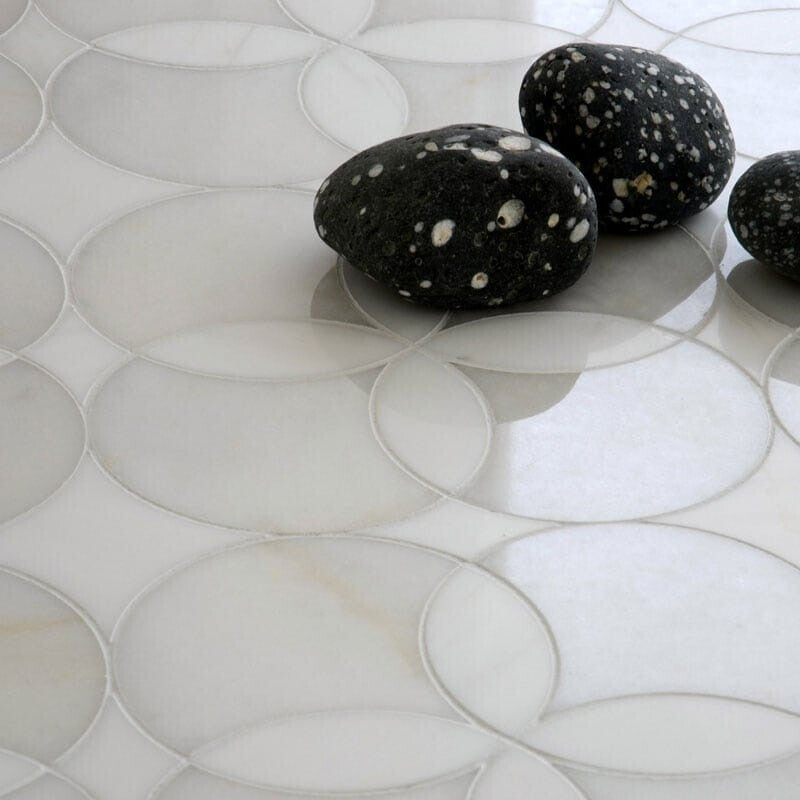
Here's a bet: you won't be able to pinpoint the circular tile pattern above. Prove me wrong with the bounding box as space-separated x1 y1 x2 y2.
51 51 349 186
0 220 63 351
0 357 85 524
0 569 105 761
113 537 550 777
0 56 42 161
89 360 435 532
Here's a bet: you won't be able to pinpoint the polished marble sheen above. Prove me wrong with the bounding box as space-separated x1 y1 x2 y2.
1 2 800 798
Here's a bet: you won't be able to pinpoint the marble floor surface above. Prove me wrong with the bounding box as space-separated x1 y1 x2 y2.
2 1 800 798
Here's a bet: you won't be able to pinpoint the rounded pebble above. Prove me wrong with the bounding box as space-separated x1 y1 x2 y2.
519 43 735 233
728 151 800 281
314 124 598 309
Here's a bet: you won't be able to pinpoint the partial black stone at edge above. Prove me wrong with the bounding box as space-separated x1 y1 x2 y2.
313 124 598 310
728 152 800 281
519 43 735 233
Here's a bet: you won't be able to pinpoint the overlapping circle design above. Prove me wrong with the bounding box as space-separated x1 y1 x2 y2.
2 0 800 797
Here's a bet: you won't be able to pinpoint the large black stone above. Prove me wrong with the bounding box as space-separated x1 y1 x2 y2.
313 124 598 309
519 43 735 233
728 152 800 281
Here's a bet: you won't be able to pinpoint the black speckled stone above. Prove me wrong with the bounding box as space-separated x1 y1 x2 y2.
313 124 598 309
728 152 800 281
519 43 735 233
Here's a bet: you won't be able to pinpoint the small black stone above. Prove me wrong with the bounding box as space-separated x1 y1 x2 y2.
518 43 735 233
313 124 598 309
728 152 800 281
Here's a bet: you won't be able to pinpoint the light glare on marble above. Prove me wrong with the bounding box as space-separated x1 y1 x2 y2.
483 524 800 713
463 342 769 520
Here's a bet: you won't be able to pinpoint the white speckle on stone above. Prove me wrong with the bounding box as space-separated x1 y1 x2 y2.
623 88 634 101
542 289 551 296
646 64 659 76
444 142 468 150
738 224 749 240
586 116 600 129
359 206 367 215
471 148 502 163
498 135 531 151
604 53 617 60
351 174 361 185
651 112 662 124
368 164 383 178
424 141 438 151
580 193 587 205
674 75 686 85
641 213 657 222
487 221 496 232
571 51 586 62
574 184 581 197
583 87 596 103
547 213 560 228
569 219 590 244
409 245 416 253
431 219 455 246
420 279 432 288
566 217 576 229
679 99 689 110
500 168 509 179
543 262 552 271
471 272 489 289
414 222 424 232
612 178 629 197
497 199 525 229
610 198 624 213
445 133 471 143
399 290 410 297
416 151 427 159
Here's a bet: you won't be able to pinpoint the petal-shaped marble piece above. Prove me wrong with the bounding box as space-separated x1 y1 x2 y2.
0 220 63 350
767 336 800 445
0 55 42 161
528 694 800 774
0 570 105 761
0 358 84 524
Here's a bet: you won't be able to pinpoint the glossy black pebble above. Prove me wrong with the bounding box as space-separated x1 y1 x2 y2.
313 124 598 309
519 43 735 233
728 151 800 281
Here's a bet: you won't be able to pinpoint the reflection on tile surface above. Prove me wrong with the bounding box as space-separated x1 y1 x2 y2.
3 1 800 796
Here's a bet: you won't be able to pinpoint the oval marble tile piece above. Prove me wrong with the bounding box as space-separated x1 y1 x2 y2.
90 360 434 532
0 0 26 34
0 56 42 161
461 341 769 520
0 220 63 350
195 711 494 793
528 694 800 774
51 51 349 186
372 352 490 492
0 358 84 523
156 764 476 800
482 524 800 714
71 190 343 354
625 0 800 32
113 537 524 757
36 0 299 41
354 20 572 64
95 22 323 66
0 569 105 761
